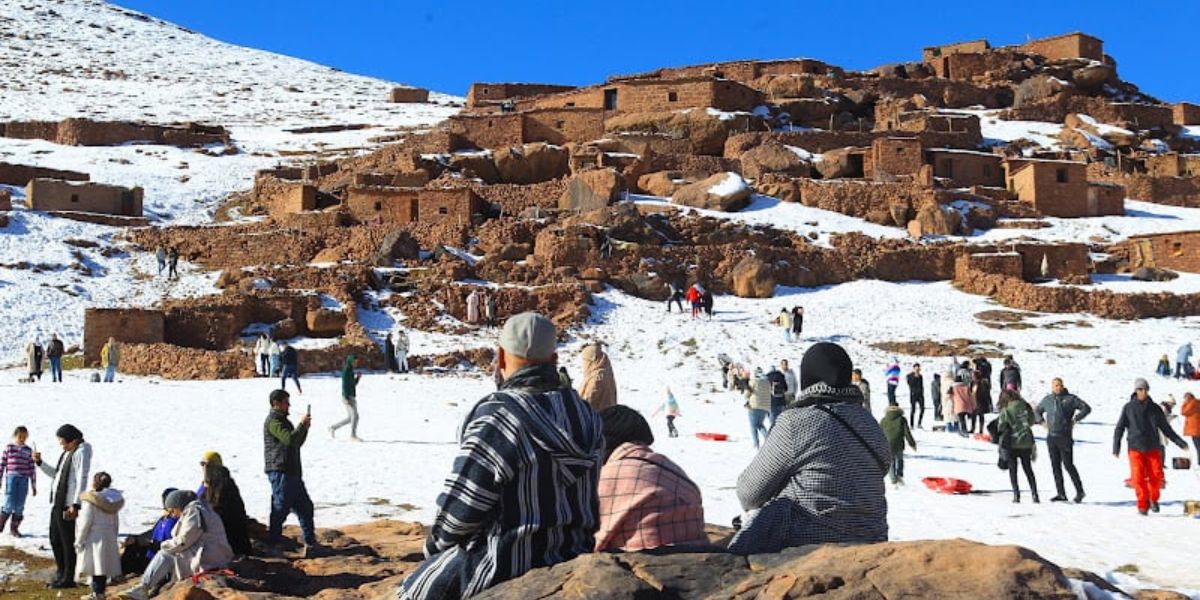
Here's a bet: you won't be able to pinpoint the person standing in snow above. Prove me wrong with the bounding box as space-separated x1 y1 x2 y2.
779 359 798 406
1176 342 1194 379
666 281 684 313
483 292 496 328
75 471 123 600
255 333 271 377
940 370 956 429
34 424 92 589
1114 378 1188 515
268 338 282 377
155 246 167 276
950 373 976 436
791 306 804 340
580 341 618 412
1035 378 1090 503
330 354 362 441
1183 392 1200 463
852 368 871 413
25 338 44 382
384 333 398 373
997 390 1039 503
652 387 682 438
1000 356 1022 392
397 312 603 600
884 358 900 407
685 284 702 319
47 333 65 383
776 308 793 343
100 337 119 383
263 389 315 551
701 288 714 320
465 289 481 325
278 343 301 394
930 372 943 422
0 426 37 537
971 357 993 434
167 248 179 280
906 364 925 429
765 365 788 426
744 369 773 449
394 328 410 374
879 405 916 486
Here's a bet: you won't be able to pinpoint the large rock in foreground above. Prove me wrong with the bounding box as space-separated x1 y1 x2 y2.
672 172 752 212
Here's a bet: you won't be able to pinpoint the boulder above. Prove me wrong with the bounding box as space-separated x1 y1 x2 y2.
449 153 500 183
1064 113 1138 148
1132 267 1179 282
605 109 760 156
533 226 598 268
888 203 912 227
612 272 668 301
738 139 810 180
271 318 299 339
371 229 420 266
729 256 775 298
495 143 570 184
490 243 533 262
1013 74 1074 109
1072 63 1116 91
671 172 752 212
815 147 864 179
907 204 962 237
754 178 801 203
637 170 689 197
305 307 347 338
559 168 622 211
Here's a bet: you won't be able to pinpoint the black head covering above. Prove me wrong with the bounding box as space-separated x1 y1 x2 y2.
55 424 83 443
598 405 654 460
799 342 854 389
161 487 178 506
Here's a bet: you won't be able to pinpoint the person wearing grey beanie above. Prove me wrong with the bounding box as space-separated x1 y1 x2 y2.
123 488 233 600
1114 377 1188 515
164 490 196 511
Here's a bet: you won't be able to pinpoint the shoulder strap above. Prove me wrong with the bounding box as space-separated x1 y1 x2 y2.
815 404 888 474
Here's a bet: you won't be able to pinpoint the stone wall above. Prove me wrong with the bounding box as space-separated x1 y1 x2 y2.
1086 163 1200 207
1021 32 1104 62
0 119 229 147
1114 231 1200 273
927 149 1003 187
447 114 524 150
1174 102 1200 126
27 179 143 216
797 179 934 225
389 87 429 103
0 162 89 186
83 308 165 365
1005 97 1173 130
466 83 577 108
521 108 605 146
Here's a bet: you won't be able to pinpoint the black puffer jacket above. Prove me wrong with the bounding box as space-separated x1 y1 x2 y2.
1114 395 1185 454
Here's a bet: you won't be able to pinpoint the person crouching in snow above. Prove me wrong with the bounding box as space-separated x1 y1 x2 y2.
594 405 706 552
122 490 233 600
879 405 916 486
76 472 123 600
652 387 682 438
1156 354 1171 377
1113 378 1188 515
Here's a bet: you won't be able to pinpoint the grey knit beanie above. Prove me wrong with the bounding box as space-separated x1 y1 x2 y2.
165 489 197 510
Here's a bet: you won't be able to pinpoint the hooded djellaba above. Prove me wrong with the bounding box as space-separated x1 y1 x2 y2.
579 341 618 412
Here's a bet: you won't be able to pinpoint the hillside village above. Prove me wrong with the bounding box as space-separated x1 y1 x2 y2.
6 3 1200 598
7 30 1200 378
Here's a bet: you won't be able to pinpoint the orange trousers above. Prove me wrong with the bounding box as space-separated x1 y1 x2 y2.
1129 449 1164 512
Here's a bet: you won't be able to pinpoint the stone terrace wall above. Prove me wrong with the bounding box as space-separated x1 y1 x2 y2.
0 162 89 186
0 119 229 147
83 308 164 365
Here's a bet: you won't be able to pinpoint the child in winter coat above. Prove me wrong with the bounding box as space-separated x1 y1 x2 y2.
0 426 36 536
652 387 682 438
267 340 281 377
76 472 124 600
879 405 917 485
1156 354 1171 377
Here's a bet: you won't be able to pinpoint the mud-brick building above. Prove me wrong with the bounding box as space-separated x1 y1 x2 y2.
1144 153 1200 178
922 39 990 63
1120 231 1200 273
1021 32 1104 62
467 83 578 109
345 186 419 224
83 308 164 365
418 188 488 225
527 77 761 114
926 148 1004 187
866 137 924 180
1004 159 1124 218
1174 103 1200 126
26 178 143 216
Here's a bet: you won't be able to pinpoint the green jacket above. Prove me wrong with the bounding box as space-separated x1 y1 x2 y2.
879 406 916 454
341 355 359 399
264 410 308 475
998 400 1037 450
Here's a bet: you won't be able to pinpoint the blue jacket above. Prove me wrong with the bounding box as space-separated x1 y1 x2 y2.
148 515 179 559
1178 343 1193 364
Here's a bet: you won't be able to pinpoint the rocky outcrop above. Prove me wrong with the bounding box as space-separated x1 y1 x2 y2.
605 110 761 156
495 142 570 184
86 521 1096 600
729 255 776 298
560 168 622 211
738 139 810 180
907 204 963 237
638 170 691 197
672 172 752 212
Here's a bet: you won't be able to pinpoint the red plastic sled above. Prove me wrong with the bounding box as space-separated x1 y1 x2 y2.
922 477 974 495
695 432 729 441
973 433 992 443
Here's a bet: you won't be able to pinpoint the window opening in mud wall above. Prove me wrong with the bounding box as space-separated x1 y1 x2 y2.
1056 168 1068 183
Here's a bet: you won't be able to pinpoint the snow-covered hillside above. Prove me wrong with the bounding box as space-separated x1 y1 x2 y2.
0 0 460 361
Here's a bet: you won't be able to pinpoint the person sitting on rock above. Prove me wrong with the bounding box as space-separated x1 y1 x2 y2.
119 488 179 576
122 490 233 600
594 405 705 553
197 452 252 558
398 312 603 600
728 342 890 555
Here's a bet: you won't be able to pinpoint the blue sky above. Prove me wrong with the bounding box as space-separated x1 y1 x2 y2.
119 1 1198 102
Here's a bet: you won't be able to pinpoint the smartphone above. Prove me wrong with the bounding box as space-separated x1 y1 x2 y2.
306 404 311 416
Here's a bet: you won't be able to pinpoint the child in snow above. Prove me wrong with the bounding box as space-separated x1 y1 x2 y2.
879 405 917 485
76 472 124 600
1156 354 1171 377
267 339 281 377
884 359 901 406
0 426 36 536
652 387 682 438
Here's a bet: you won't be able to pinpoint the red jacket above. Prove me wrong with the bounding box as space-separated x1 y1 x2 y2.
594 442 706 552
1181 396 1200 437
685 286 701 304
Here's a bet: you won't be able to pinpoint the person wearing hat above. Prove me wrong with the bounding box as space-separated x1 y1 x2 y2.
122 490 234 600
1034 378 1091 503
579 341 617 412
263 389 315 552
1113 378 1188 515
119 488 179 575
743 367 773 448
399 312 603 600
198 452 252 557
593 405 705 552
330 354 362 441
33 424 92 589
728 342 890 555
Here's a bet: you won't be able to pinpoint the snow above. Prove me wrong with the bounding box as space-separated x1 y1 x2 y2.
0 0 461 362
706 172 749 197
947 109 1064 149
5 281 1200 594
1076 114 1135 138
1040 272 1200 294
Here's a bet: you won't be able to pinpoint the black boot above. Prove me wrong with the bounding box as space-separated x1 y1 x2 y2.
1012 492 1020 503
1031 491 1040 504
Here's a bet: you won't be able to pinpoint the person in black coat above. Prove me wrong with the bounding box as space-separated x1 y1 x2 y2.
279 343 302 394
906 364 925 429
202 462 253 556
1114 378 1188 515
384 334 399 373
765 367 788 426
999 356 1022 392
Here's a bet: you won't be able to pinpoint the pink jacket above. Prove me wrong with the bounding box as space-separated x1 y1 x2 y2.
951 383 976 415
595 442 706 552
